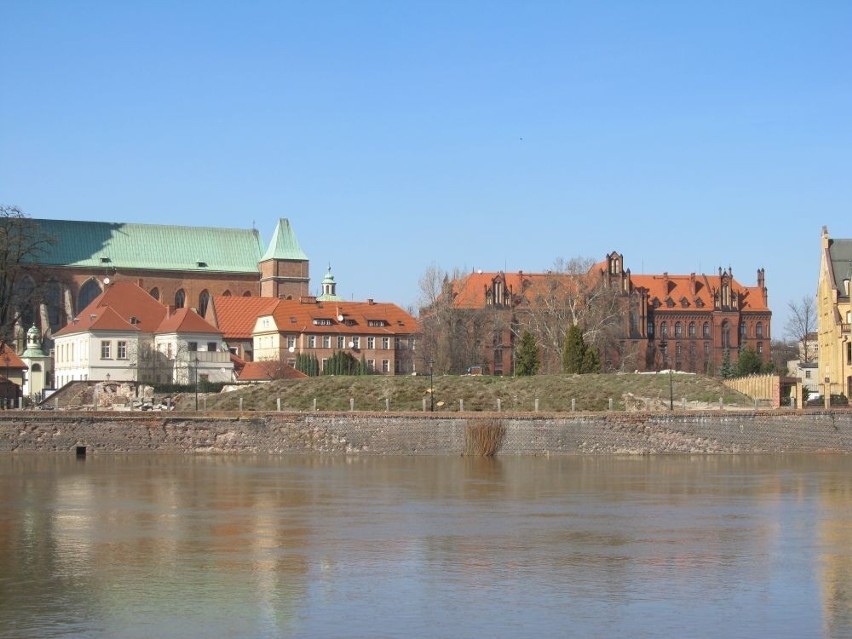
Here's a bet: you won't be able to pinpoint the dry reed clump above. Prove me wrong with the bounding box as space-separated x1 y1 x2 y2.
464 418 507 457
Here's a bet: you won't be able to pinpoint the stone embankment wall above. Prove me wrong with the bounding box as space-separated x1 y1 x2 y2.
2 410 852 454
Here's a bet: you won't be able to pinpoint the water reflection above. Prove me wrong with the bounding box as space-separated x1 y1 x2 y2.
0 455 850 638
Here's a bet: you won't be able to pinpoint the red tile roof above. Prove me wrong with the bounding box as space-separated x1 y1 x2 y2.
209 296 279 339
447 266 769 313
268 299 416 335
629 273 769 312
157 307 221 334
236 360 308 381
55 281 221 337
0 343 27 372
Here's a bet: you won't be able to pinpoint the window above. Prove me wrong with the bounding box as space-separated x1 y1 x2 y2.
704 342 710 356
805 370 811 379
352 336 360 349
703 322 711 338
757 342 763 354
100 341 111 359
367 337 375 349
323 336 331 348
78 279 102 313
367 320 387 327
688 322 696 338
382 337 390 350
367 359 375 371
308 336 316 348
660 322 668 338
287 336 296 349
675 322 682 338
199 290 210 317
188 341 198 351
740 323 747 338
175 289 186 308
117 341 127 359
756 322 764 338
722 321 730 348
207 342 217 352
313 318 332 326
337 336 345 349
382 359 390 373
676 343 682 358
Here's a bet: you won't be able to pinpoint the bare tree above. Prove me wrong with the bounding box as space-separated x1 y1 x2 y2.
0 206 56 347
784 296 816 362
417 264 488 374
518 258 624 372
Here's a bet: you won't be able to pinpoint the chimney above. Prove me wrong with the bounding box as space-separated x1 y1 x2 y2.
757 268 765 290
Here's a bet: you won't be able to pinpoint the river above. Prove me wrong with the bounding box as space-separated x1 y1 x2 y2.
0 454 850 638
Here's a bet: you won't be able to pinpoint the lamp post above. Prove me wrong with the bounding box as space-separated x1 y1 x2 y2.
428 358 434 412
194 356 199 411
3 354 9 410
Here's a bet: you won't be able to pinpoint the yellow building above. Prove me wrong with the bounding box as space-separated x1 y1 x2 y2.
817 226 852 401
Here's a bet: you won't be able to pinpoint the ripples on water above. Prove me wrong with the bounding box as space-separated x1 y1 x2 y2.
0 454 850 638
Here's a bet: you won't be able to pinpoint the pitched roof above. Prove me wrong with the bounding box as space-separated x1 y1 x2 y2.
236 361 308 381
266 299 417 335
28 219 264 273
260 218 308 262
447 266 770 313
55 281 167 336
209 296 279 340
54 281 220 337
630 272 769 312
157 307 221 335
0 343 28 372
825 234 852 294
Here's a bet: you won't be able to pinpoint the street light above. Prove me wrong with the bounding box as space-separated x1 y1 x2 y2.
194 356 199 411
3 354 9 410
428 358 434 412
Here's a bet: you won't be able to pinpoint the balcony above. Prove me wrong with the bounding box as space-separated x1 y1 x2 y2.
177 351 232 364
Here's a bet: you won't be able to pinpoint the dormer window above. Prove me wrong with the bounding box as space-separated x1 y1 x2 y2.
367 319 387 327
313 318 333 326
197 261 208 268
100 256 111 264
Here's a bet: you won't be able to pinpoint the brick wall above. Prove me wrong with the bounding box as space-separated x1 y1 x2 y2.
2 411 851 454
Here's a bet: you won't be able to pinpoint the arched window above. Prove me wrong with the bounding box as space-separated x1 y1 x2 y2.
175 289 186 308
688 322 696 338
703 322 711 338
756 322 764 338
660 322 668 338
242 291 252 297
722 321 730 348
45 281 66 332
32 363 42 372
222 290 232 297
198 290 210 316
14 275 36 327
149 287 160 301
77 279 102 314
674 322 682 338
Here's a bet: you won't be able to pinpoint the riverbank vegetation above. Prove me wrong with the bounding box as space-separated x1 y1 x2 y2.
178 372 751 413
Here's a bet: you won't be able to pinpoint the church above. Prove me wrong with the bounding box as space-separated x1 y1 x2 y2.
12 217 309 349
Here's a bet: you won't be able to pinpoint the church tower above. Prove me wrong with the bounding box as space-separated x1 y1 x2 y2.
259 218 310 299
21 324 52 398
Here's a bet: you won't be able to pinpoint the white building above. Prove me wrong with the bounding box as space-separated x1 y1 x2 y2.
53 281 233 387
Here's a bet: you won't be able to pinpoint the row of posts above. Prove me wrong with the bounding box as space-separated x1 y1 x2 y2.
256 396 727 412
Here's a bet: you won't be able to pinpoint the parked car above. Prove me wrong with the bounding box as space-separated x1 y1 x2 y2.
806 393 848 407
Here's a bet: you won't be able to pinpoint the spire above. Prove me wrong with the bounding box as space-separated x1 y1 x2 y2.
261 218 308 262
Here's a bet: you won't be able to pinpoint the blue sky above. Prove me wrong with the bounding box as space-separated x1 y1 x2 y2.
2 1 850 332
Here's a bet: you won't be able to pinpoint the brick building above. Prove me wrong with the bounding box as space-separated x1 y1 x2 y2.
12 217 308 350
438 252 771 375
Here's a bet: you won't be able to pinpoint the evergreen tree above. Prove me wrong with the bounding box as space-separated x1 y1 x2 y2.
719 349 735 379
324 351 359 375
562 324 585 373
515 331 540 376
581 347 601 373
736 347 762 377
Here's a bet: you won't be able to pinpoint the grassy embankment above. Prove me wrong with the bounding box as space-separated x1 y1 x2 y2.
177 372 751 413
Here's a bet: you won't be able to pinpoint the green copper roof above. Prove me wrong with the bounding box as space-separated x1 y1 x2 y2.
28 219 265 273
261 218 308 262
